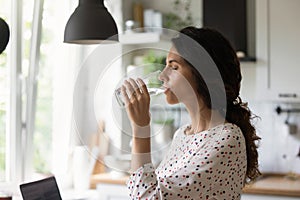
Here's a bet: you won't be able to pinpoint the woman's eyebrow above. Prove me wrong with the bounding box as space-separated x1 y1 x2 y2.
167 59 180 64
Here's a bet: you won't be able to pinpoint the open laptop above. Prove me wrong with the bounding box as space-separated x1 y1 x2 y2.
20 176 62 200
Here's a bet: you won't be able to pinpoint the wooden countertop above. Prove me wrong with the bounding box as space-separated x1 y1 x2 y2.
91 172 300 197
90 173 129 189
243 173 300 197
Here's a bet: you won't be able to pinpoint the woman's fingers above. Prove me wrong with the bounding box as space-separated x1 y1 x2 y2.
124 80 134 94
124 78 148 101
129 78 142 96
121 78 150 127
137 78 149 96
124 79 137 101
121 85 130 106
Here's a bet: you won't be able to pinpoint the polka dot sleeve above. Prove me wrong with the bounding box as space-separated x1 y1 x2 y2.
127 123 247 200
127 163 159 199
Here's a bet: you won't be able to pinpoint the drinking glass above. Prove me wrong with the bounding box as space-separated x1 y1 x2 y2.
114 70 164 107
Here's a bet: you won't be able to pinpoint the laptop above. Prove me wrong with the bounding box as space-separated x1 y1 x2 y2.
20 176 62 200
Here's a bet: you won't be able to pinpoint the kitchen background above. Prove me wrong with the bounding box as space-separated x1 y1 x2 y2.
73 1 300 198
78 0 300 175
0 0 300 199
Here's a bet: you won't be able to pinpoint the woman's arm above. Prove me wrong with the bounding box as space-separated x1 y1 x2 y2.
121 78 152 171
131 126 151 171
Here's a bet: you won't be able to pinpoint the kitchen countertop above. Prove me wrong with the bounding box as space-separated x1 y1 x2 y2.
243 173 300 197
91 172 300 197
90 172 129 189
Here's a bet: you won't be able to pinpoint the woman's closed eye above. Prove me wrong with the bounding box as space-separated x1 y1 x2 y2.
167 65 178 70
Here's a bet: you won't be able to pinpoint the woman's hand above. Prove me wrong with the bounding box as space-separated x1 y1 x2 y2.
122 78 152 169
121 78 151 128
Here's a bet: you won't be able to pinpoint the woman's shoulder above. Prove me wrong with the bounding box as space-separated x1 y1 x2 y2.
172 124 190 138
209 122 242 134
173 123 243 139
222 122 243 135
216 123 245 145
206 122 244 141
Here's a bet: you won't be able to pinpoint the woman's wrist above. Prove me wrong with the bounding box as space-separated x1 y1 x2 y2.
132 124 151 138
131 137 151 153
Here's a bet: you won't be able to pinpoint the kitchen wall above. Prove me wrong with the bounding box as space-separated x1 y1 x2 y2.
127 0 300 174
71 1 125 154
76 0 300 175
73 44 123 152
241 63 300 174
251 101 300 174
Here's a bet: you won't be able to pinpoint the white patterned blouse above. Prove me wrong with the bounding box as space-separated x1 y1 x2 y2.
127 123 247 200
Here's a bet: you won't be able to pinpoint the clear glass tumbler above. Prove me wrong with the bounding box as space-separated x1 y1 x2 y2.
114 70 164 107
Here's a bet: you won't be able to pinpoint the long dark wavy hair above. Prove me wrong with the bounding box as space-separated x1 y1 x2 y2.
172 26 261 182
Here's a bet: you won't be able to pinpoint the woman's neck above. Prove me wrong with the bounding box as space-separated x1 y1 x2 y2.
184 101 225 135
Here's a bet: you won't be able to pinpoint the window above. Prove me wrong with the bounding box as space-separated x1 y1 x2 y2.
0 0 81 185
1 0 123 190
23 0 80 178
0 0 11 183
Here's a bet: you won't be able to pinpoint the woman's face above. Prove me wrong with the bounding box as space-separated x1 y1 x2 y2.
159 46 199 105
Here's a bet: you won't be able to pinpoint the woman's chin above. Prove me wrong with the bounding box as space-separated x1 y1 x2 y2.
164 90 179 104
167 100 179 105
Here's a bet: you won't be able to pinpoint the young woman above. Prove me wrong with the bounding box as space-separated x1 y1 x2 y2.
121 27 261 199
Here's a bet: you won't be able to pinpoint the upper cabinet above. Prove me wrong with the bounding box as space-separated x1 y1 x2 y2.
203 0 256 61
256 0 300 102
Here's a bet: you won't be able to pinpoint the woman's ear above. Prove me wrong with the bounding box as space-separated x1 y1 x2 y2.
0 17 10 54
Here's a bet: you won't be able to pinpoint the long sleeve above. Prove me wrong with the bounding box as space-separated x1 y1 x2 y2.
126 123 247 200
127 163 159 199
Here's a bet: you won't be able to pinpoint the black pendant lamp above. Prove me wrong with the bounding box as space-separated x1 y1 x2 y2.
0 17 10 54
64 0 118 44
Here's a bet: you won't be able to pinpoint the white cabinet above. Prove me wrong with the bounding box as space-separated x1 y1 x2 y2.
256 0 300 102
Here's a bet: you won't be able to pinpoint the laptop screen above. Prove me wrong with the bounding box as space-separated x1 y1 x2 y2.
20 176 62 200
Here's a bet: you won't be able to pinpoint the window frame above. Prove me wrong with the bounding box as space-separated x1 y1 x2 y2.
0 0 23 188
1 0 44 186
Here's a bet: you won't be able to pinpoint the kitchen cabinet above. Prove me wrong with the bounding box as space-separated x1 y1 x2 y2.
256 0 300 102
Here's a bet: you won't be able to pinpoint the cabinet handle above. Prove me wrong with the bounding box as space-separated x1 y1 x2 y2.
278 93 297 98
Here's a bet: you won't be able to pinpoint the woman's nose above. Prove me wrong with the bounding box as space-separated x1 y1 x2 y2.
158 69 165 82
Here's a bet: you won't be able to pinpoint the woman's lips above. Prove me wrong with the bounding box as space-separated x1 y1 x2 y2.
163 87 170 94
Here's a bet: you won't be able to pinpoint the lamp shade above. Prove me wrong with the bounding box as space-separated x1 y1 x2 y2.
64 0 118 44
0 17 10 54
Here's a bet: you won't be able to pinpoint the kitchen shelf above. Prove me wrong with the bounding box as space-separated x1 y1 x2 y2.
119 32 160 44
239 56 256 62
